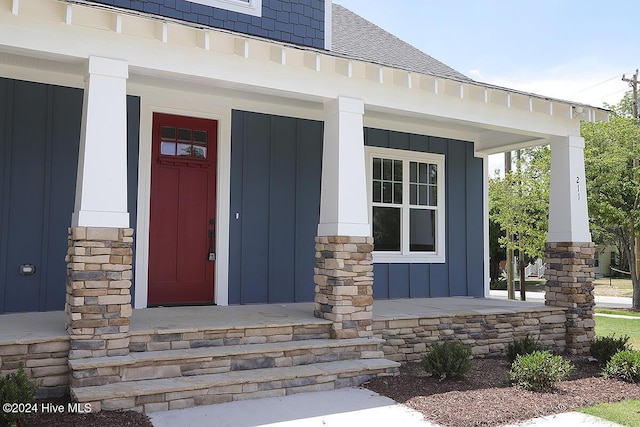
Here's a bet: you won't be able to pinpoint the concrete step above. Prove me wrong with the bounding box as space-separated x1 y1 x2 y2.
71 358 400 413
69 338 386 387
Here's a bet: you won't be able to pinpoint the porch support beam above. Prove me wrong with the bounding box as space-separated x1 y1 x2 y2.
72 56 129 228
544 135 595 355
65 227 133 362
315 96 374 339
314 236 374 339
547 135 591 243
317 96 369 237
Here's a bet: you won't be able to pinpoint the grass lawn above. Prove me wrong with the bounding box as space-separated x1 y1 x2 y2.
579 400 640 426
583 314 640 425
593 278 634 298
595 310 640 349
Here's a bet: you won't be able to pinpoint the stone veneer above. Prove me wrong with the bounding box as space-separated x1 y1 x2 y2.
313 236 374 339
0 337 70 398
373 307 568 362
65 227 133 360
544 242 596 355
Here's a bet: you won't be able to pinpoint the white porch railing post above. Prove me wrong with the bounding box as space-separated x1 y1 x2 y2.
544 135 595 355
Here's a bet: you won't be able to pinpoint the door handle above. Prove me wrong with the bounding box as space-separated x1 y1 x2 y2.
208 229 215 261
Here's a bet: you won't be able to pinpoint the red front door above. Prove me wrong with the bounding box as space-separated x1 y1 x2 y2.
148 113 217 305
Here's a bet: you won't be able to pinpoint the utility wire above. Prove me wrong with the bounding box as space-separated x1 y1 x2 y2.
568 70 636 97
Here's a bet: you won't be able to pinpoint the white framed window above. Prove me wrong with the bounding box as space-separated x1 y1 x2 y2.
186 0 262 17
366 147 445 263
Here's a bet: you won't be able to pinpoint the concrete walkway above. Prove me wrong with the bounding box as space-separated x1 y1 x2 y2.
149 388 436 427
148 388 623 427
489 290 632 309
595 313 639 319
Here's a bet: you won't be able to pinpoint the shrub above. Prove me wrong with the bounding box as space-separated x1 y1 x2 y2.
591 334 630 364
422 341 472 380
0 366 39 427
506 334 548 363
603 349 640 383
509 350 573 391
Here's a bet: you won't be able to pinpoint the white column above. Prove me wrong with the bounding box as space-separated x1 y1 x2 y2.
317 96 370 237
72 56 129 228
547 135 591 242
481 153 490 298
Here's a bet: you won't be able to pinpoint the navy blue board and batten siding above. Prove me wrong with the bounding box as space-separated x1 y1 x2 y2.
0 78 140 314
365 128 485 299
85 0 326 49
229 110 323 304
228 111 484 304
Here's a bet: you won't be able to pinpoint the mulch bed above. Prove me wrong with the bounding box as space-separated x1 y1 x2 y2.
20 397 152 427
16 357 640 427
365 357 640 427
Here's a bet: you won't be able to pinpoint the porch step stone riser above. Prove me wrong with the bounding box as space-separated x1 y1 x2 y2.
71 350 386 387
129 325 332 352
69 339 384 387
71 359 400 413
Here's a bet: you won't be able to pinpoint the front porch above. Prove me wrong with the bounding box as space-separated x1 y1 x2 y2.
0 297 568 408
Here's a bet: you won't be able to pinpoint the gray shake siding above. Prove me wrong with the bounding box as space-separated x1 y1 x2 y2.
86 0 326 49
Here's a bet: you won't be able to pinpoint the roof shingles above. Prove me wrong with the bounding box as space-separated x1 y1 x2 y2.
331 3 471 82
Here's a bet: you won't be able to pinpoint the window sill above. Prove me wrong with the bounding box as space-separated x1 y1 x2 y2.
373 253 446 264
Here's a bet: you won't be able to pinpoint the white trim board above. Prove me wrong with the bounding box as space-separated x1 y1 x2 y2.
186 0 262 17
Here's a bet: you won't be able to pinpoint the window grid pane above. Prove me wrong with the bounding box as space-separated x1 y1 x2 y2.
410 161 438 207
373 157 402 205
409 209 435 252
373 206 401 251
160 126 208 159
373 158 382 180
373 181 382 203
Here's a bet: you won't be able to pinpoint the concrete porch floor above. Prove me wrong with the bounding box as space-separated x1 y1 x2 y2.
0 297 546 344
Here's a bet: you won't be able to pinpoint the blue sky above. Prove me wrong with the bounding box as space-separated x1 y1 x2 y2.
334 0 639 108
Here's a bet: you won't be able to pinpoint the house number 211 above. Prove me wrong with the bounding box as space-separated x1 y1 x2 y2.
576 177 580 200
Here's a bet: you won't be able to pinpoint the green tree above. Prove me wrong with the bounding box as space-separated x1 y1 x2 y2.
489 147 550 289
603 90 634 118
489 216 506 284
582 116 640 309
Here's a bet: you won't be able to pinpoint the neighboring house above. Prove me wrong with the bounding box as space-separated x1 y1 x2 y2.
0 0 604 313
0 0 605 411
594 244 621 278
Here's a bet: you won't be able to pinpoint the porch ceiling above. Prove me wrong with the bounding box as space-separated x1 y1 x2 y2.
0 50 569 159
124 69 555 153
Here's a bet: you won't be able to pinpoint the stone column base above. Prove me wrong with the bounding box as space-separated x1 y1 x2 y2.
544 242 595 355
65 227 133 359
314 236 374 339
